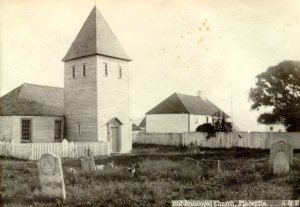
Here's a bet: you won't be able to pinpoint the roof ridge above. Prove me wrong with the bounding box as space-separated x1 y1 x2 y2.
22 83 63 89
174 93 190 114
95 6 99 53
0 84 22 100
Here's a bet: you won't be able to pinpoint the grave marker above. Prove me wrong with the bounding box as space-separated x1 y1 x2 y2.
270 141 293 165
270 141 293 175
80 156 96 172
37 153 66 200
273 151 290 175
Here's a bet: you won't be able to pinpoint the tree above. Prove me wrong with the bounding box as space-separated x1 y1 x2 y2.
213 110 232 132
249 60 300 132
196 111 232 138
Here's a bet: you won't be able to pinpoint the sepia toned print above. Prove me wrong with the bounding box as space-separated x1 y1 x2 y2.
0 1 300 206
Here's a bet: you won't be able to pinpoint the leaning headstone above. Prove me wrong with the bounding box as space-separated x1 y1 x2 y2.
37 153 66 200
80 156 96 172
270 141 293 175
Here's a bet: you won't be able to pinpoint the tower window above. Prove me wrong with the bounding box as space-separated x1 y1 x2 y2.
83 64 86 77
103 63 108 76
77 123 81 135
72 66 76 78
118 66 122 78
206 116 209 123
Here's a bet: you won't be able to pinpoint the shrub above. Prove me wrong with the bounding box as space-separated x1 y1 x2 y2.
196 123 216 138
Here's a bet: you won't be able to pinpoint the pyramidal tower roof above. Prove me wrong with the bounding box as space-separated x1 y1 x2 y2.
62 7 131 61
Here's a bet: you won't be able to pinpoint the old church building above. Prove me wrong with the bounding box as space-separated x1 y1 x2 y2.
0 7 132 153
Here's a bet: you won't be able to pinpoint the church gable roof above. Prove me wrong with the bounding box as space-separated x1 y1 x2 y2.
62 7 131 61
177 93 230 118
146 93 189 115
146 93 230 118
0 83 63 116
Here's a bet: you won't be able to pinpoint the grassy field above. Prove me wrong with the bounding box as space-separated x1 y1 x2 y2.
0 144 300 207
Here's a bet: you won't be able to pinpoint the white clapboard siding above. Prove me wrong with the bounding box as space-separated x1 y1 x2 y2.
0 139 109 160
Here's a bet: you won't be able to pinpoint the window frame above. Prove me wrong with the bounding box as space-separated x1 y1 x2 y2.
21 118 32 143
82 64 86 77
103 62 108 77
54 120 63 141
77 123 82 135
72 66 76 78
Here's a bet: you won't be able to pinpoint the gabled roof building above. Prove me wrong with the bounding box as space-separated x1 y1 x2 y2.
146 92 230 133
0 6 132 153
0 84 64 142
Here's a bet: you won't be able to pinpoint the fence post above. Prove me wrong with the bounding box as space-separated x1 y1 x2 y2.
30 144 33 160
11 141 14 158
5 143 8 158
217 160 221 172
62 139 68 158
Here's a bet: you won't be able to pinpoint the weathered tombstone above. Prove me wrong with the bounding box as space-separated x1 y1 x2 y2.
270 141 293 175
80 156 96 172
273 151 289 175
37 153 66 200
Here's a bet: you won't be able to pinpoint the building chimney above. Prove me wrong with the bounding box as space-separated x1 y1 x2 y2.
197 90 206 99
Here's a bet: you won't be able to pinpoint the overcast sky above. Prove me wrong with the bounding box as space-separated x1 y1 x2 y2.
1 0 300 131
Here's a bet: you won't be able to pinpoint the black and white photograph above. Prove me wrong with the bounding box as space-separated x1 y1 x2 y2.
0 0 300 206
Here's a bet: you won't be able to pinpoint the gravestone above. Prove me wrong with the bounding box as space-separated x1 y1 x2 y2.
270 141 293 175
37 153 66 200
80 156 96 172
273 151 289 175
270 141 293 165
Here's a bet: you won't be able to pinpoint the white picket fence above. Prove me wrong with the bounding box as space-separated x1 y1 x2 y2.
0 139 109 160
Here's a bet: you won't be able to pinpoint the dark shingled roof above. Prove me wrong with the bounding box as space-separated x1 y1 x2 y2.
62 7 131 61
146 93 230 118
132 123 142 131
0 83 63 116
139 117 146 128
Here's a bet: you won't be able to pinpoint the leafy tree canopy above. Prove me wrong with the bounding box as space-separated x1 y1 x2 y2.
249 60 300 132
